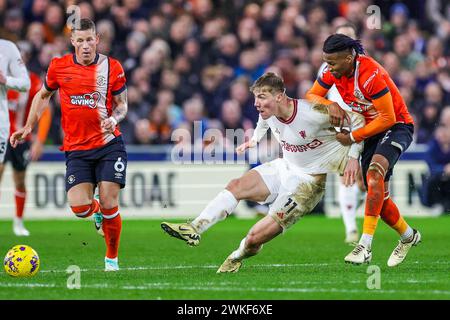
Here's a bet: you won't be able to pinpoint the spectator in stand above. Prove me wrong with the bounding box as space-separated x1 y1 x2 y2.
229 77 258 125
2 1 448 146
134 107 172 145
421 110 450 214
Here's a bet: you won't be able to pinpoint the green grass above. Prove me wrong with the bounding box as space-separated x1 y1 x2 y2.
0 216 449 300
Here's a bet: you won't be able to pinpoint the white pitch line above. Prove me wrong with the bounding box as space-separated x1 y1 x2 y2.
39 263 333 274
1 282 450 296
0 283 56 288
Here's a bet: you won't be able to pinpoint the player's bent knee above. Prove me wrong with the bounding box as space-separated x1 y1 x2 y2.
368 162 386 179
98 194 119 210
225 179 242 199
70 204 93 218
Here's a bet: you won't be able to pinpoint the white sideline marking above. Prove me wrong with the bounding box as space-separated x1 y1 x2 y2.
0 283 56 288
36 260 450 274
39 263 332 274
1 282 450 296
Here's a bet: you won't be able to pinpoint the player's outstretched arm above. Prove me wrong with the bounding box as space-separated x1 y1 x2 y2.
236 115 269 154
102 89 128 133
10 86 54 148
236 139 257 154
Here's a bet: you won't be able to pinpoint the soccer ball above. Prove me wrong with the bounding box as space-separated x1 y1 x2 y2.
4 245 40 277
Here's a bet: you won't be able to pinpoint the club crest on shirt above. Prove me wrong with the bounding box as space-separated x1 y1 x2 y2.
70 92 101 109
96 76 106 86
299 130 306 139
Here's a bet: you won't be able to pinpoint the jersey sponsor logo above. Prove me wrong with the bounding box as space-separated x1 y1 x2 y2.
280 139 323 153
69 92 101 109
363 69 378 90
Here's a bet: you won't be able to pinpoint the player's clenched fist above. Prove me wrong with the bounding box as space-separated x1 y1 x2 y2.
10 126 32 148
101 116 117 133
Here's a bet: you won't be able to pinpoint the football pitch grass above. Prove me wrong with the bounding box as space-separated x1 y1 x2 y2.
0 215 449 300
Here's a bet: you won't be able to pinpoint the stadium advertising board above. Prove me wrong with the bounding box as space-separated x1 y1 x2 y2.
0 161 436 219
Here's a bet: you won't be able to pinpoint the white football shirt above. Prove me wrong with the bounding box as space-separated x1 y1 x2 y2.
251 99 364 174
0 39 30 131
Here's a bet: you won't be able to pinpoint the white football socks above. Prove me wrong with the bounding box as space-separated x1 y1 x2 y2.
230 237 248 261
338 183 359 234
191 189 238 234
359 233 373 249
400 226 414 242
230 237 262 261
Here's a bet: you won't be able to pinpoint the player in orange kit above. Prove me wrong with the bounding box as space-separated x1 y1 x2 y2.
2 69 51 236
306 34 421 267
10 19 128 271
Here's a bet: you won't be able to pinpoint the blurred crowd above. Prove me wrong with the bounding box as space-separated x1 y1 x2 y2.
0 0 449 147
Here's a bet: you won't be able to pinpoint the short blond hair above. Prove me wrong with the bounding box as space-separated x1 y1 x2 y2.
250 72 285 95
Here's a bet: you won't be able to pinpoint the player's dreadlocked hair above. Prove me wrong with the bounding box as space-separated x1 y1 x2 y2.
250 72 285 95
323 34 365 55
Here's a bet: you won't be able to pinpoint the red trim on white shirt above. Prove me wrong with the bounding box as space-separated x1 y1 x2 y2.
277 99 297 124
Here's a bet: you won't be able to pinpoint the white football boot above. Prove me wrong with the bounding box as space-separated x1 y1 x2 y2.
344 244 372 264
217 254 242 273
387 229 421 267
105 257 119 272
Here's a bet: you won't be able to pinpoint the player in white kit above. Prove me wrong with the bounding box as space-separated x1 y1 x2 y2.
317 23 365 244
161 72 365 272
0 39 30 208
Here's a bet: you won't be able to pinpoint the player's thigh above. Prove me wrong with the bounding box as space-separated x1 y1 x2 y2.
226 167 271 202
372 123 414 185
269 173 327 230
97 181 121 209
0 128 7 166
67 182 95 206
9 141 30 172
246 215 283 246
95 147 127 192
65 156 97 203
0 163 4 182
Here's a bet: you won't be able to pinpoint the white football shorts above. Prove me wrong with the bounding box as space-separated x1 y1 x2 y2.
0 127 9 163
252 158 326 230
